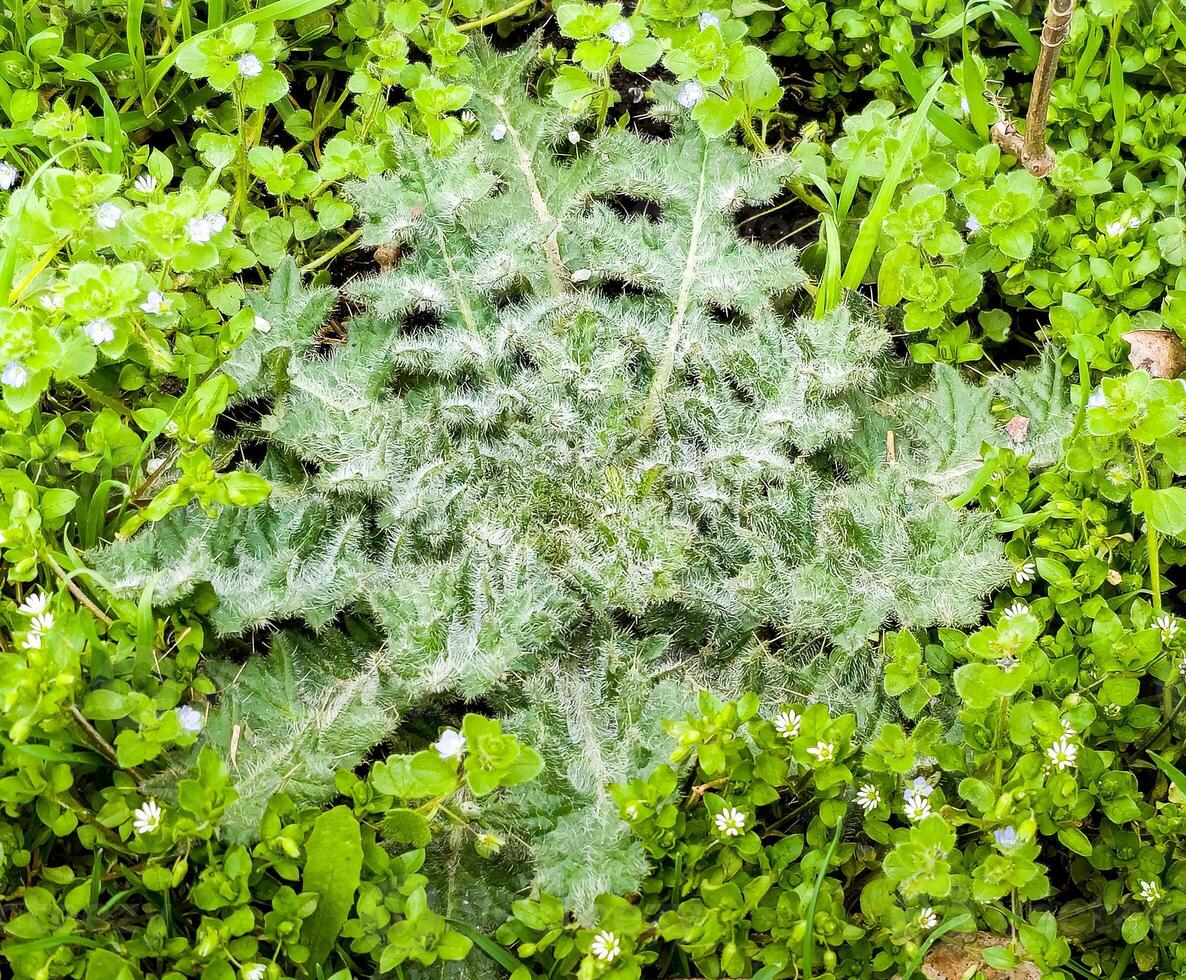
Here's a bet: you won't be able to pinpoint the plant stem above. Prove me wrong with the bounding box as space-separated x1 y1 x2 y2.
457 0 537 31
1132 441 1162 614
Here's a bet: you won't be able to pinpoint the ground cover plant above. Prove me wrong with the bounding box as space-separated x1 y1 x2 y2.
3 0 1186 979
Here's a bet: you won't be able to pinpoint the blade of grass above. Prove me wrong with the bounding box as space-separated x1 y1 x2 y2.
842 75 944 291
993 9 1041 62
815 214 843 317
49 57 123 171
901 913 973 979
1149 750 1186 796
803 813 845 976
127 0 148 105
926 0 1006 37
1072 19 1103 95
447 918 540 978
1108 41 1125 158
889 48 977 151
961 14 991 141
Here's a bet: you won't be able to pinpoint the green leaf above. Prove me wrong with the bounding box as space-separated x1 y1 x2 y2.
1131 487 1186 536
300 806 363 968
692 94 743 138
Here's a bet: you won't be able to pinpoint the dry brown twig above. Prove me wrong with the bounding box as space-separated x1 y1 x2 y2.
990 0 1075 178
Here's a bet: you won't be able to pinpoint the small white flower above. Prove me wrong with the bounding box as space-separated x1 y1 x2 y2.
186 216 214 244
1014 561 1036 583
1155 613 1179 643
1102 702 1121 717
855 784 881 813
1105 219 1126 237
1137 880 1162 904
903 790 931 822
917 907 939 930
141 290 167 314
84 317 115 345
236 53 264 78
624 803 638 820
1061 718 1075 736
491 123 508 141
95 202 123 229
1046 736 1078 771
39 293 64 311
133 174 158 193
176 705 204 733
965 215 981 233
806 740 835 763
253 315 271 333
1178 656 1186 677
460 110 476 124
567 129 581 145
773 709 801 738
677 80 705 109
20 632 41 651
243 964 267 980
1001 602 1028 620
433 729 466 759
590 929 621 962
0 162 19 190
18 592 49 616
714 806 746 836
2 361 28 388
607 21 633 44
30 612 54 634
1129 215 1142 230
204 211 227 233
132 798 164 834
1086 388 1108 409
959 96 970 115
699 11 720 28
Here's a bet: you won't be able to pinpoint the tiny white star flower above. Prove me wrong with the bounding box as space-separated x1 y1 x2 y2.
714 806 746 837
236 53 264 78
677 80 705 109
132 798 164 834
1086 388 1108 409
903 790 931 822
30 612 54 633
243 964 267 980
965 215 981 233
1155 613 1179 643
917 907 938 930
95 202 123 229
1178 656 1186 677
773 709 801 738
624 803 638 819
1002 602 1028 620
176 705 204 733
1047 736 1078 771
699 11 720 28
254 315 271 333
204 211 227 233
433 729 466 759
2 361 28 388
1014 561 1036 583
1102 702 1121 717
1138 880 1162 904
17 592 49 616
84 318 115 345
491 123 508 141
20 632 41 651
141 290 167 314
186 216 214 244
1129 215 1142 229
133 174 158 193
460 110 476 124
0 162 19 190
607 21 633 44
590 929 621 962
1061 718 1075 736
806 740 835 763
855 784 881 812
40 292 64 310
567 129 581 145
1105 219 1126 237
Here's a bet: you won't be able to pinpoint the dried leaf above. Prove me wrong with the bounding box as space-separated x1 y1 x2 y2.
921 932 1041 979
1123 329 1186 379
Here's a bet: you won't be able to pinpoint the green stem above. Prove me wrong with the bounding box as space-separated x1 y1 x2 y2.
1133 441 1162 614
301 228 363 273
1068 349 1091 443
457 0 537 31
